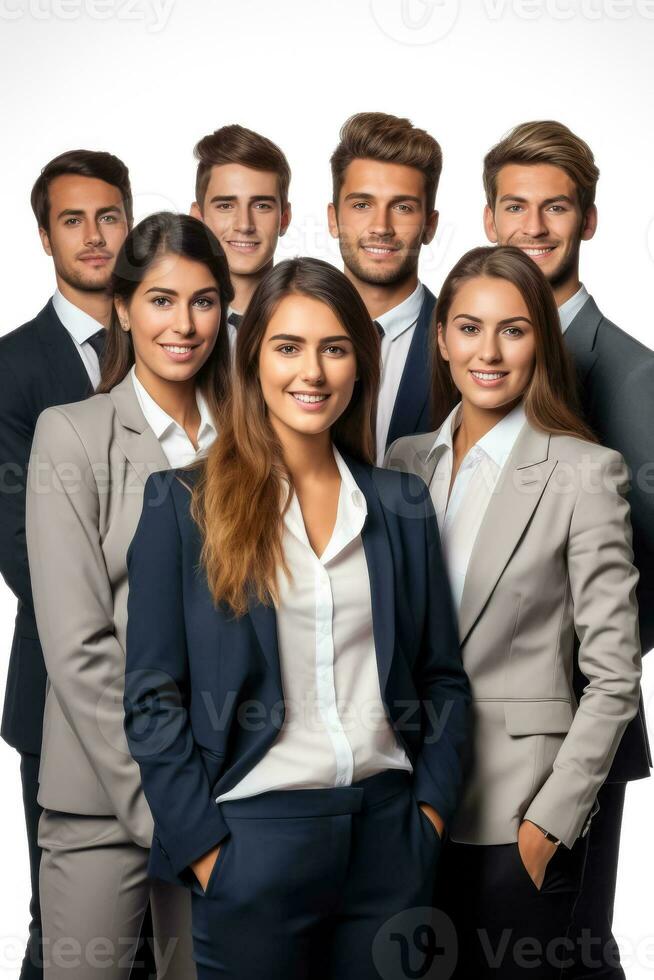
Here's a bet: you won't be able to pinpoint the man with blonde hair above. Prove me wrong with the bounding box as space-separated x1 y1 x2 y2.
483 120 654 980
328 111 441 464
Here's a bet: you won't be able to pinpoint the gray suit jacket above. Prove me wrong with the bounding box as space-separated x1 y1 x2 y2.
385 421 641 848
25 373 171 848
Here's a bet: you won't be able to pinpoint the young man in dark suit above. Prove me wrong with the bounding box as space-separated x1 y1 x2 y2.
483 119 654 980
0 150 160 979
328 112 441 464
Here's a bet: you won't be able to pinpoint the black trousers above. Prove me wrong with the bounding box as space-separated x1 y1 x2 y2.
435 835 588 979
563 782 627 979
189 769 442 980
17 751 157 980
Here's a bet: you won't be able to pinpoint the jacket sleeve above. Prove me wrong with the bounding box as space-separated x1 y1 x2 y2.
124 472 229 877
0 352 36 613
524 449 642 847
25 407 153 847
411 478 471 825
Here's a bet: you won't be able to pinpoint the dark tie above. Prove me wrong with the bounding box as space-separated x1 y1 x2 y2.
86 328 106 360
374 320 385 339
228 312 243 329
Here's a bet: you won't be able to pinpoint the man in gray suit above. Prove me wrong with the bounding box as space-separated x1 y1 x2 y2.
483 119 654 980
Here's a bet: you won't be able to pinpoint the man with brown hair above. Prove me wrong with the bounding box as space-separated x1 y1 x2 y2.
328 112 441 464
191 123 292 351
483 120 654 980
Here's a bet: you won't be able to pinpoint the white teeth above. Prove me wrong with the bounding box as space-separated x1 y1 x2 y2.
364 246 396 255
292 393 328 403
471 371 506 381
524 247 554 255
229 241 258 248
162 345 194 354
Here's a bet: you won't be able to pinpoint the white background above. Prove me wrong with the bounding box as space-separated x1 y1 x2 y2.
0 0 653 975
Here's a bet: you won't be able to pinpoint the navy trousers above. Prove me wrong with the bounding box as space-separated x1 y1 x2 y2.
189 769 442 980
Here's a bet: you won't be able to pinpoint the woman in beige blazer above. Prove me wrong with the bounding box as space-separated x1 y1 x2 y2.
385 245 641 979
25 212 233 979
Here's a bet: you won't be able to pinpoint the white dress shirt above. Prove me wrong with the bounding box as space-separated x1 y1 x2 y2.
558 283 590 334
216 445 412 802
130 366 216 468
427 402 527 611
52 289 105 389
375 282 425 465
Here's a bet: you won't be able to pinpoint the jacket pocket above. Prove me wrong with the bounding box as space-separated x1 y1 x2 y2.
504 699 574 736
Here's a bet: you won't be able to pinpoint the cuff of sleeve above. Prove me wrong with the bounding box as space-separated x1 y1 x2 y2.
524 773 593 849
161 802 230 876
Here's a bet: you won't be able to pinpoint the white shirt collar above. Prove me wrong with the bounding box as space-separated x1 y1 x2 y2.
52 289 105 345
375 282 425 342
130 365 216 442
427 400 527 467
558 283 590 334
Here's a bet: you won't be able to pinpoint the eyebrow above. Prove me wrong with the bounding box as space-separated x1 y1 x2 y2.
56 205 122 220
208 194 278 205
343 192 423 206
143 286 220 297
498 194 575 206
452 313 532 326
268 333 352 343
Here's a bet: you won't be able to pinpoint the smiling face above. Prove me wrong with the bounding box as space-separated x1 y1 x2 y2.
114 252 222 389
328 158 438 288
438 275 536 416
257 293 358 446
484 163 597 299
192 163 290 280
40 174 128 292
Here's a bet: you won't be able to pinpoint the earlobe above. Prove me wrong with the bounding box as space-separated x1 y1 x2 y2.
327 202 339 240
437 322 449 362
39 227 52 257
483 205 498 244
423 209 439 245
581 204 598 242
280 203 292 237
190 201 202 221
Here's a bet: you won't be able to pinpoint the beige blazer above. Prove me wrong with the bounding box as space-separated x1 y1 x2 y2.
26 373 172 848
385 419 641 848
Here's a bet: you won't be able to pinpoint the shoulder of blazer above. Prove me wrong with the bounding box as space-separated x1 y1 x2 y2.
0 302 52 357
386 428 440 469
36 390 116 443
547 431 626 472
342 451 431 522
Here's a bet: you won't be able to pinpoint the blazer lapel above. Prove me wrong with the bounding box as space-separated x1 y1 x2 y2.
343 455 397 696
458 425 557 646
564 295 601 384
35 300 94 402
247 596 281 674
386 287 436 449
108 373 170 483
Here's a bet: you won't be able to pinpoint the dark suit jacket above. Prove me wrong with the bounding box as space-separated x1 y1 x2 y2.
124 456 471 886
385 286 437 451
0 300 94 754
565 296 654 781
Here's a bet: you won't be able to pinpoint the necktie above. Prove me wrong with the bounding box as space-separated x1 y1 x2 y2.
228 312 243 329
86 328 106 360
374 320 385 339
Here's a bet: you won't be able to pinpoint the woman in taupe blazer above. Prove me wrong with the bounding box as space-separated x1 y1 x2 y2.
385 245 641 980
25 213 234 979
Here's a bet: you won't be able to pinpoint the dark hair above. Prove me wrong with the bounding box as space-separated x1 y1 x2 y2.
31 149 133 232
191 256 380 615
194 124 291 211
483 121 600 216
432 245 595 443
98 212 234 419
330 111 442 212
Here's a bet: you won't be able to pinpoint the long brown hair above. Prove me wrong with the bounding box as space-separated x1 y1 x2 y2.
97 212 234 424
431 245 596 442
191 257 380 616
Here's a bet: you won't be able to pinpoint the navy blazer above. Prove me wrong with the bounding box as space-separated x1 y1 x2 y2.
385 286 437 451
124 454 470 886
0 300 94 753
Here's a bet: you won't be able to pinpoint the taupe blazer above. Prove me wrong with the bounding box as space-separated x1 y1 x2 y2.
26 373 172 848
385 420 642 848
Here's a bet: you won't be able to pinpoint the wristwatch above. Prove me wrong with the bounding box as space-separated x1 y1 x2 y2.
531 822 562 846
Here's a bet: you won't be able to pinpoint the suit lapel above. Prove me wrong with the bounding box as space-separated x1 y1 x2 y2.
247 596 281 673
564 295 602 384
35 300 94 401
458 425 557 646
386 287 436 449
108 373 170 483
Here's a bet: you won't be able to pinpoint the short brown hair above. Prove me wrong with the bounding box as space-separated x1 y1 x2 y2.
31 149 133 232
483 121 600 216
330 112 442 212
194 124 291 211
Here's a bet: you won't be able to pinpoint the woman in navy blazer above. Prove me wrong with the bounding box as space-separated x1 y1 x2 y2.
124 257 470 980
